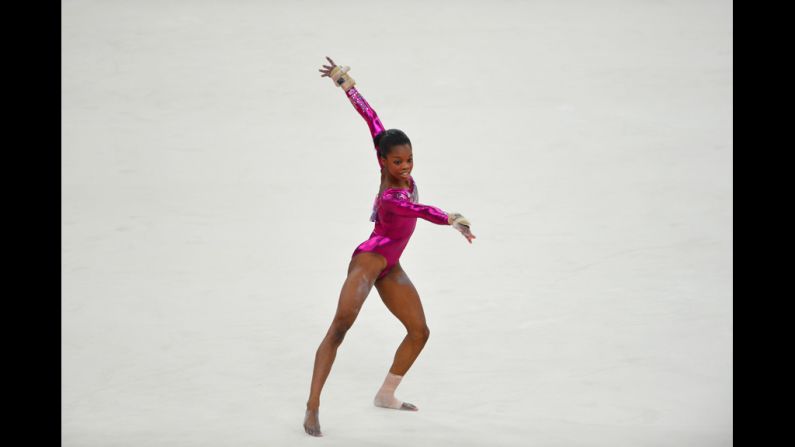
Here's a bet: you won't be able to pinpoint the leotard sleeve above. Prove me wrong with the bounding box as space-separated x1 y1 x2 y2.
345 87 385 167
380 190 450 225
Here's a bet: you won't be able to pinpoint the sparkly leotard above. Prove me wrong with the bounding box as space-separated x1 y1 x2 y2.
346 87 450 279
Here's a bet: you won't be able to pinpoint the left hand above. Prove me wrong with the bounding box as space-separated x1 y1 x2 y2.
458 225 476 244
318 56 337 78
448 213 476 244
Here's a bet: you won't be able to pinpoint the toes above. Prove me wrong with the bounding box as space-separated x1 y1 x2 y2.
304 426 323 437
400 402 419 411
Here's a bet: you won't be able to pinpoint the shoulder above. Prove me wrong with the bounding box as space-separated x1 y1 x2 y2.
381 189 411 202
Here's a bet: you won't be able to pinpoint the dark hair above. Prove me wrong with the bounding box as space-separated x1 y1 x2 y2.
374 128 411 159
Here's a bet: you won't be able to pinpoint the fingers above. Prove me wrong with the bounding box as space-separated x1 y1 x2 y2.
318 61 338 75
319 56 336 77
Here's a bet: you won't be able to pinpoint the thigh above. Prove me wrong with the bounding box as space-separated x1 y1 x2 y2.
335 252 388 321
374 262 427 331
348 251 388 276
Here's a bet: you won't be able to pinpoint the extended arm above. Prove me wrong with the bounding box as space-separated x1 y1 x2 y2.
380 191 451 226
345 87 386 159
383 191 477 243
319 57 384 167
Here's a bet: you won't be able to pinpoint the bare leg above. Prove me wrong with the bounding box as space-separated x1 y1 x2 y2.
372 262 429 411
303 252 387 436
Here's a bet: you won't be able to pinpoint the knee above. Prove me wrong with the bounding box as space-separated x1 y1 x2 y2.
408 325 430 343
330 317 355 344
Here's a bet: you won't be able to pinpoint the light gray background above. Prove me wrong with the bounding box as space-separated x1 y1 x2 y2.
62 0 732 445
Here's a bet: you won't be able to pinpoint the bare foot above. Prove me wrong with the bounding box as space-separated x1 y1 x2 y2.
304 409 322 437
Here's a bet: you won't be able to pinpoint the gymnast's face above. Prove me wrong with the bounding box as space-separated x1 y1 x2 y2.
381 144 413 183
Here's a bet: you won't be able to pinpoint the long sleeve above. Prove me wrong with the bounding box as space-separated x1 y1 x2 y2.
345 87 385 167
380 190 450 225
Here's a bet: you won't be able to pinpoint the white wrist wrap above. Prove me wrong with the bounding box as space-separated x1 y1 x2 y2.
448 212 470 230
330 65 356 91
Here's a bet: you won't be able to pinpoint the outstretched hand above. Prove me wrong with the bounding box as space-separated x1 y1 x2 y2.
318 56 337 78
449 213 476 244
458 225 476 244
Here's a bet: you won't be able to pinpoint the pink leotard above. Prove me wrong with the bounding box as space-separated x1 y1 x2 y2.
345 87 450 279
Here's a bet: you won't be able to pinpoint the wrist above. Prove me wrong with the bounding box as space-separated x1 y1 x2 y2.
447 212 460 225
448 212 470 228
330 65 356 91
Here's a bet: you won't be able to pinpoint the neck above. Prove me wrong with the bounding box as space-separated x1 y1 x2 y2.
379 166 412 189
382 174 411 190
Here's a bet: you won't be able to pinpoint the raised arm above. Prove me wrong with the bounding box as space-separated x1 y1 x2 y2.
345 87 385 155
319 56 384 167
380 190 451 226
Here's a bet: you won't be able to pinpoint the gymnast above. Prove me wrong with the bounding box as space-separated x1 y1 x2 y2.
304 56 475 437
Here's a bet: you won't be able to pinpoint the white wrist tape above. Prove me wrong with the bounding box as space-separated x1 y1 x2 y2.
329 65 356 91
448 212 471 231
